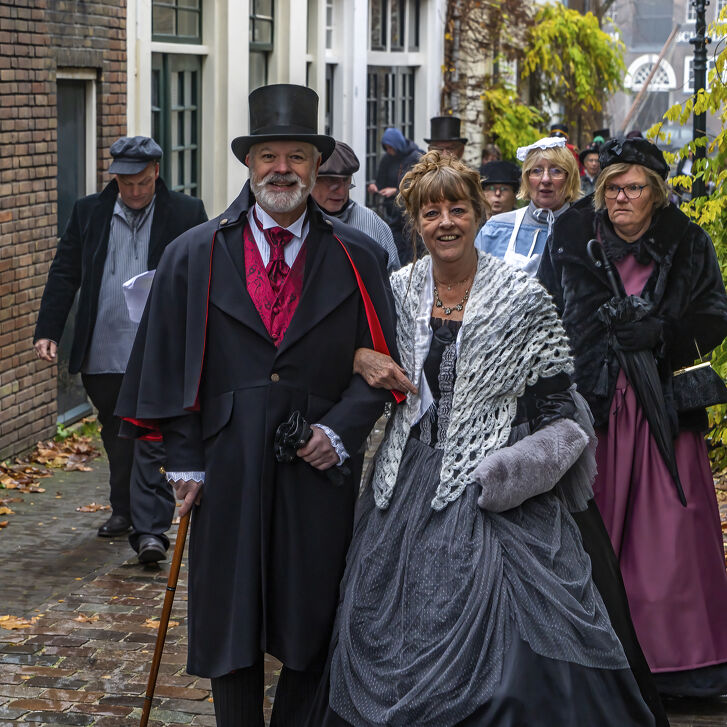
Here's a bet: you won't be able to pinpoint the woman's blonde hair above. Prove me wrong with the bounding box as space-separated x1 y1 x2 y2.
518 146 581 204
593 162 670 211
398 150 489 228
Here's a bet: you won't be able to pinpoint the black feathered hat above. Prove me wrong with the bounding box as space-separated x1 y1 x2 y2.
231 84 335 166
598 136 669 180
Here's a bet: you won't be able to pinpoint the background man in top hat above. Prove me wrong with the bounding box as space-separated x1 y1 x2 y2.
33 136 207 562
480 160 521 220
579 142 601 196
116 84 397 726
424 115 467 160
311 140 400 271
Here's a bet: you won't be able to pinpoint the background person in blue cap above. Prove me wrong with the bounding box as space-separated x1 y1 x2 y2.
33 135 207 562
367 127 423 264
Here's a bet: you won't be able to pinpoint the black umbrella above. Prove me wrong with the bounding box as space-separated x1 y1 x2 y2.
587 239 687 509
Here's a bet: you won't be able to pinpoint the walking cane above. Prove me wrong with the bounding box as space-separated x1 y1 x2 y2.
140 511 191 727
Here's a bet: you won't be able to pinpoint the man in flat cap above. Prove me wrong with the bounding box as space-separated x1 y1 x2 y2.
424 116 467 160
34 136 207 561
116 85 398 726
311 140 400 271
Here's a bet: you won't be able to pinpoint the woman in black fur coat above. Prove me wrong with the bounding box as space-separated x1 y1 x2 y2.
539 136 727 698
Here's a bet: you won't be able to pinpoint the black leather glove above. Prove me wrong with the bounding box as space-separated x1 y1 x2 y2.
613 316 664 352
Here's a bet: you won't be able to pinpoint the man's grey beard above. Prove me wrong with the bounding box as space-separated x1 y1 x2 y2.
250 169 316 213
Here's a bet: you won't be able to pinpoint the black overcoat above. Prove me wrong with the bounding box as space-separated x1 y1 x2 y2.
538 202 727 429
116 183 398 677
34 178 208 373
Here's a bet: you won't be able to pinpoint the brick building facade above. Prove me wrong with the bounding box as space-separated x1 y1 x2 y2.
0 0 126 459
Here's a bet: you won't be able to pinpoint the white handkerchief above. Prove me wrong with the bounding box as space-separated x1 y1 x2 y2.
122 270 155 323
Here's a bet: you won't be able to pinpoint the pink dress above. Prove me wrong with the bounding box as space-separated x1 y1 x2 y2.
593 253 727 679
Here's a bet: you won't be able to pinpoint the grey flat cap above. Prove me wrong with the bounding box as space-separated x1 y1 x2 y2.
109 136 163 175
317 141 360 177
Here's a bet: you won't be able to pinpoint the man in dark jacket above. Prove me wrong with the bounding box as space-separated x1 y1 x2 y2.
367 127 422 264
116 85 398 726
34 136 207 561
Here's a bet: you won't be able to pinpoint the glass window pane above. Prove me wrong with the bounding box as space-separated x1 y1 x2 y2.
408 0 420 50
179 0 200 8
152 5 175 36
255 0 273 15
370 0 386 50
249 51 268 91
390 0 404 50
252 18 273 45
177 10 199 38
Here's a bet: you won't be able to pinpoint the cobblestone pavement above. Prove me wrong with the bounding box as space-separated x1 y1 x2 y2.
0 434 725 726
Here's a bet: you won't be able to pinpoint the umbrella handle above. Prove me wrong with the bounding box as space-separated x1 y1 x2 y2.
139 511 191 727
587 238 622 299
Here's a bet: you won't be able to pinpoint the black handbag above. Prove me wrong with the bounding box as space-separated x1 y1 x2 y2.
672 340 727 412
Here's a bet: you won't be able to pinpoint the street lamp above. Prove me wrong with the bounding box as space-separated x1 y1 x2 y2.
689 0 709 198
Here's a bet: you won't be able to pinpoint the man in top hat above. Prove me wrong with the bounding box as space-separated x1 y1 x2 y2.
424 115 468 159
34 136 207 561
480 160 521 219
116 84 398 726
579 142 601 196
311 140 400 271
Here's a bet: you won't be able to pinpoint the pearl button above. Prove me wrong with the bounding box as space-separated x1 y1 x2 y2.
270 373 280 383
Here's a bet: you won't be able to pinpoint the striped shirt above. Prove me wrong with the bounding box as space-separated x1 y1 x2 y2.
333 200 401 271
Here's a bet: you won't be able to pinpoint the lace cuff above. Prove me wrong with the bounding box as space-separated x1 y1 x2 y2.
312 424 349 466
165 471 205 484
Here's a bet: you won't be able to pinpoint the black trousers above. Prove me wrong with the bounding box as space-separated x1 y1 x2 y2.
82 373 173 546
211 658 321 727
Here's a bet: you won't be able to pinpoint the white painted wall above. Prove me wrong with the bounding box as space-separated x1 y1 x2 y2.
126 0 445 214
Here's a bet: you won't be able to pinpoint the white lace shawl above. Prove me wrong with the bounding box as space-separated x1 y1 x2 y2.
372 252 574 511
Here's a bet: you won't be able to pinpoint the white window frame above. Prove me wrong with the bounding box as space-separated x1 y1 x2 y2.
55 69 97 196
624 54 678 91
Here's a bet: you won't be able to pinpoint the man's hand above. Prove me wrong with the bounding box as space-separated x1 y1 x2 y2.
367 182 379 195
172 479 203 517
297 426 338 471
377 187 398 198
34 339 57 362
354 348 417 395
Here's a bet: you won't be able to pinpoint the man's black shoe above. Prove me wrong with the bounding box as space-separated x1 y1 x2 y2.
97 514 132 538
137 534 167 564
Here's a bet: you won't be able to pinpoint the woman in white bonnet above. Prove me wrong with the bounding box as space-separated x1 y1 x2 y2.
475 136 581 275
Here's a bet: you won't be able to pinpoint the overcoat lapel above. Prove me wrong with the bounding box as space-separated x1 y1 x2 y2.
276 222 357 356
209 223 273 343
147 185 170 266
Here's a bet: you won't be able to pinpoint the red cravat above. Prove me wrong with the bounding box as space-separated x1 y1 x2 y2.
253 207 295 294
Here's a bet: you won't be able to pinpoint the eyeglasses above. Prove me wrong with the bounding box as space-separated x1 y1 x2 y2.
604 183 648 200
317 176 355 190
527 167 566 180
483 185 514 194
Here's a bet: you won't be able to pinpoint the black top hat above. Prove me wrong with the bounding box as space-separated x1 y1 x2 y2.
550 122 569 139
231 84 336 166
480 161 521 189
424 116 467 144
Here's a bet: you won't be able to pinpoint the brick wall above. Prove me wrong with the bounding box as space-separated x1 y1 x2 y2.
0 0 126 460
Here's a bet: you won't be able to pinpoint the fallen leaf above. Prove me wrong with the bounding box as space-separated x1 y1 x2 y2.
0 614 38 630
0 507 14 515
74 614 99 623
76 503 111 513
143 618 179 629
0 521 8 529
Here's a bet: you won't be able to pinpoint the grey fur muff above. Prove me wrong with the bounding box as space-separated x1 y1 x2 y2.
474 418 590 512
